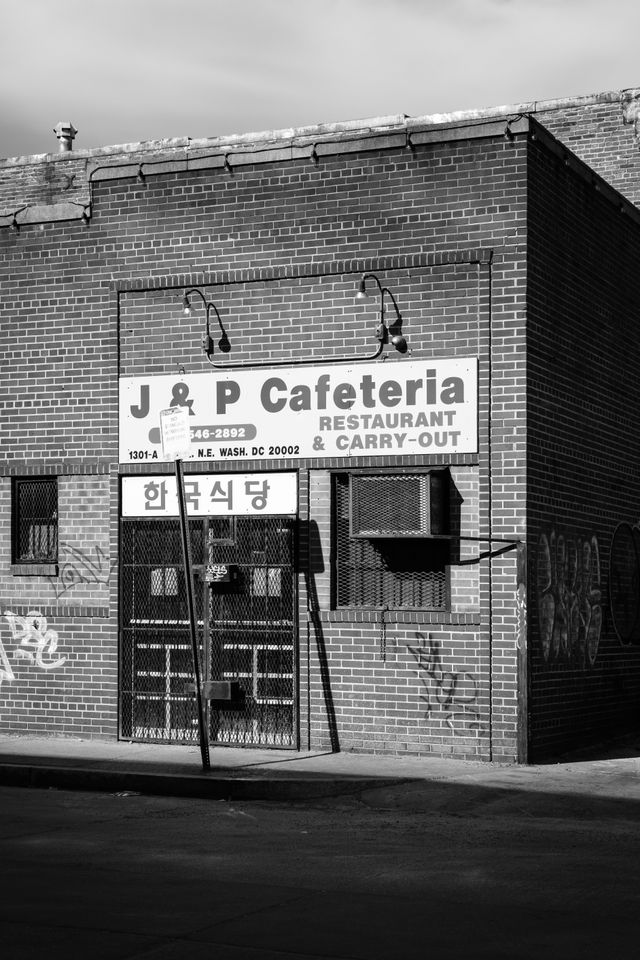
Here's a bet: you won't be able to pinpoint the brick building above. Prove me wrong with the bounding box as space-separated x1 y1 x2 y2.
2 88 640 762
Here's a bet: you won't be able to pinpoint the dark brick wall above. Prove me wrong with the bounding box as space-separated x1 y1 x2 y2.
538 93 640 207
527 129 640 759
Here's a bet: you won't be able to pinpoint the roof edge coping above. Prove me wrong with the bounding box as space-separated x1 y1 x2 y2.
2 87 639 166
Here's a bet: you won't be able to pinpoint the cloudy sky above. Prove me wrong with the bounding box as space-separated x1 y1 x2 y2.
2 0 639 158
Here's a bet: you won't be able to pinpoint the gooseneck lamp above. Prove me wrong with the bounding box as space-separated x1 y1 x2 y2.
180 274 408 369
357 273 408 353
182 288 231 363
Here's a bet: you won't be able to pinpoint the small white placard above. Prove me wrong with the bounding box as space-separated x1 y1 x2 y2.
159 407 191 460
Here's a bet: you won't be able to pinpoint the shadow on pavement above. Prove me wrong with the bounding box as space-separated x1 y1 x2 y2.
534 726 640 764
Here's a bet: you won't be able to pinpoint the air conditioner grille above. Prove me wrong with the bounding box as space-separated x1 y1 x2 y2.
350 473 447 538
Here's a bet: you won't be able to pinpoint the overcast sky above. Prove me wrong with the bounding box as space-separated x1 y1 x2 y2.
2 0 640 159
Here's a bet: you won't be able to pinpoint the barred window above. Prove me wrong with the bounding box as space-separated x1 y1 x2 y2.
12 477 58 564
333 473 449 610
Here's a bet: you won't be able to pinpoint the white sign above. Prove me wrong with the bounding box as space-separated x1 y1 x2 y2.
159 406 191 460
119 359 477 464
121 472 297 517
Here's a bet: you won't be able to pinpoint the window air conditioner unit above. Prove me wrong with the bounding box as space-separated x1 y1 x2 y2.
349 472 449 538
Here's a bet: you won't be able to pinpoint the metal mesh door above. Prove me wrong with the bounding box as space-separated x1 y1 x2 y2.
120 515 296 747
120 519 203 742
207 517 296 747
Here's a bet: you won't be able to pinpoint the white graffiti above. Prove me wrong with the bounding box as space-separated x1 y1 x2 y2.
3 610 66 673
0 636 15 687
516 581 527 651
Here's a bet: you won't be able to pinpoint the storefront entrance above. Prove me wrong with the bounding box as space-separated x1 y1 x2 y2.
120 515 297 747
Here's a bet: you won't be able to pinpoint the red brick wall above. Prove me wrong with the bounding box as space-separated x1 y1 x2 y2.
0 471 116 737
0 152 89 211
527 126 640 758
0 132 529 758
0 474 111 608
0 615 116 738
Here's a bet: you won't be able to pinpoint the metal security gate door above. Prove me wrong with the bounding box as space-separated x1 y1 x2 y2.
120 519 200 742
206 517 296 747
120 516 296 747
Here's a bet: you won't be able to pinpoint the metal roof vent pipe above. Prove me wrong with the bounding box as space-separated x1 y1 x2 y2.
53 122 77 152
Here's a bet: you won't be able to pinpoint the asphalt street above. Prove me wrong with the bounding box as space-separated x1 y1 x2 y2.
1 774 639 960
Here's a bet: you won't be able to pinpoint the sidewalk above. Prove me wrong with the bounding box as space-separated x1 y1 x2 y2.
1 732 639 808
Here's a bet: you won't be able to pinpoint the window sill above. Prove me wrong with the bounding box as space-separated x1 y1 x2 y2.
324 609 481 625
10 563 58 577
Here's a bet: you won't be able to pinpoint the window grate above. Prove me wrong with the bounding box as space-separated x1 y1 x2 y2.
335 474 449 610
13 477 58 563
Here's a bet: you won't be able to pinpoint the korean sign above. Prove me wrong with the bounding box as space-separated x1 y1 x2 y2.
119 359 478 464
121 472 297 517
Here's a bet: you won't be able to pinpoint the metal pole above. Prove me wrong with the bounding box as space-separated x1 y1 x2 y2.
175 457 210 770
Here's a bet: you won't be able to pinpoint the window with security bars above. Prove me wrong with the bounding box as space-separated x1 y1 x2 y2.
12 477 58 564
334 473 449 610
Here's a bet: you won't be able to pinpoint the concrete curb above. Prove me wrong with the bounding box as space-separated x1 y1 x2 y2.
0 761 408 801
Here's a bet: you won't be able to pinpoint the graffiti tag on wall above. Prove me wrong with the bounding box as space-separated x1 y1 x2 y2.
0 634 14 687
407 632 482 735
536 530 602 667
0 611 66 689
516 542 527 652
48 543 114 600
609 521 640 644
